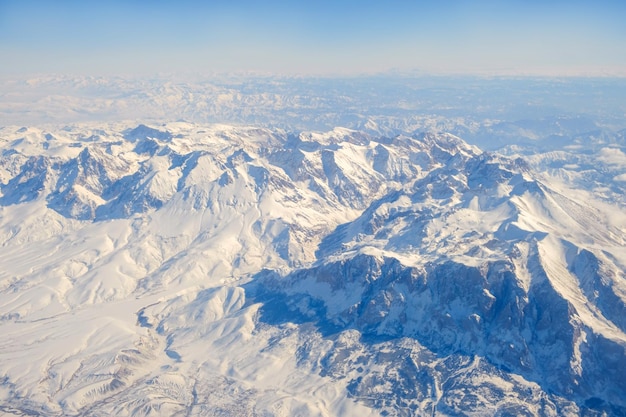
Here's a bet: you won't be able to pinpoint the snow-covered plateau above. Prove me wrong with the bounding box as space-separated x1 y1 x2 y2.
0 118 625 416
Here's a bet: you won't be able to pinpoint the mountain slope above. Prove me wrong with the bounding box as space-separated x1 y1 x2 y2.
247 145 626 415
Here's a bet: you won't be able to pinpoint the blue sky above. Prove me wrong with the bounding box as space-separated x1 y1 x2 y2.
1 0 625 76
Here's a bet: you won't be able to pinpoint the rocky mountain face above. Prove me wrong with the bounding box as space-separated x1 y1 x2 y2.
0 122 624 416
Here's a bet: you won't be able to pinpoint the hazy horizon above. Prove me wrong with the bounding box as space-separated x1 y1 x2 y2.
1 0 626 77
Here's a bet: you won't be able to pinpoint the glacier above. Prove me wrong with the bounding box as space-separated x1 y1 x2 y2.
0 117 625 416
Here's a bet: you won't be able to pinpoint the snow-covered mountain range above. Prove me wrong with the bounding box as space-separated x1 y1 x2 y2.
0 120 625 416
3 75 625 151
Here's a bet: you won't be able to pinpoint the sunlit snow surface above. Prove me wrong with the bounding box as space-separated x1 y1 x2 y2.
1 76 626 416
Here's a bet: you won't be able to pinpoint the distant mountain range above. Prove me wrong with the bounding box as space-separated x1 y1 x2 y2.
2 75 626 151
